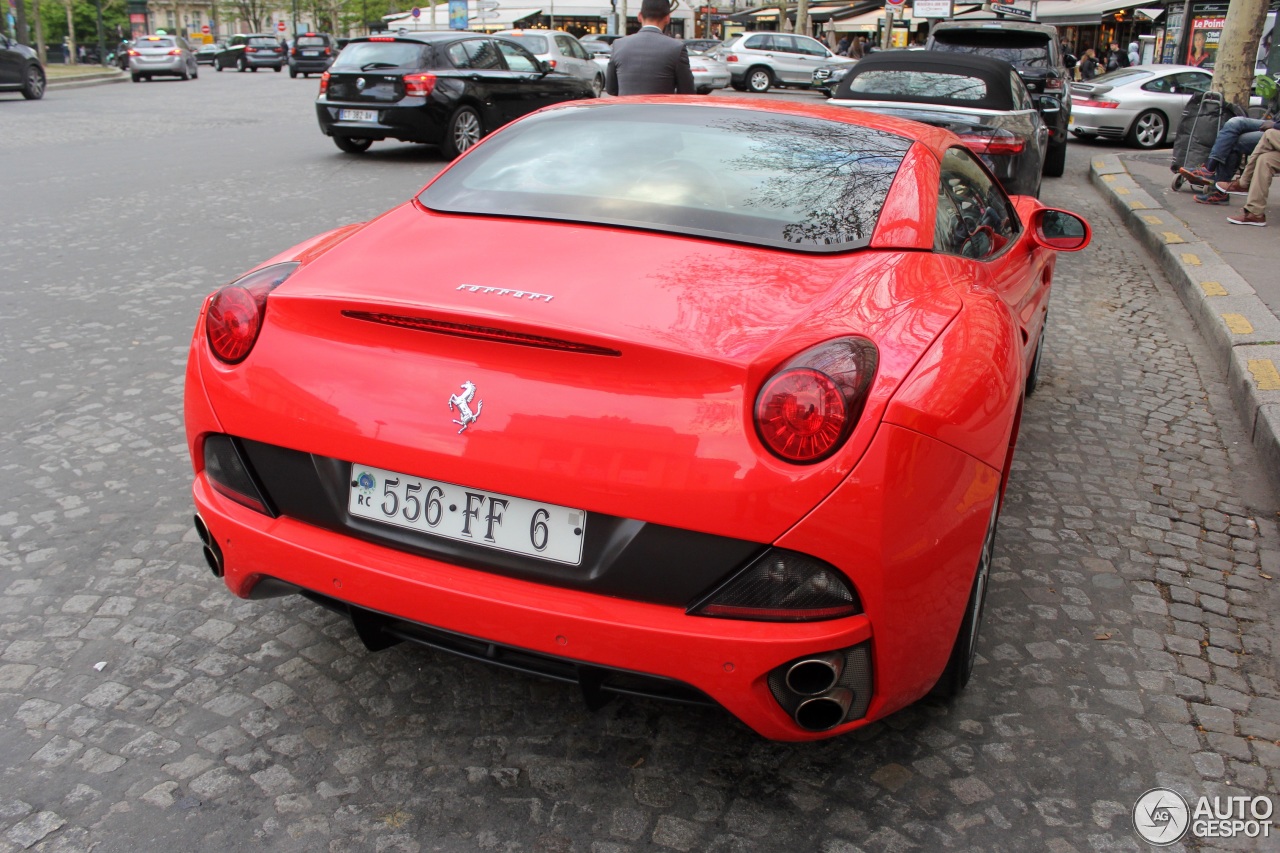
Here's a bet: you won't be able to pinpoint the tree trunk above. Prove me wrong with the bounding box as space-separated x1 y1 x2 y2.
795 0 808 39
34 0 47 63
15 0 29 46
1211 0 1268 110
65 0 77 64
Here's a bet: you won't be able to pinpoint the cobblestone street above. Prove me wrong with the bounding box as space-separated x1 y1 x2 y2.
1 75 1277 852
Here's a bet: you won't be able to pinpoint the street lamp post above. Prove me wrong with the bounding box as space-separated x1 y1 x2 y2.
96 0 106 63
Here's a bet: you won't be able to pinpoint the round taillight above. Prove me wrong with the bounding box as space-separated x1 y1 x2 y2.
756 368 847 463
203 261 300 365
206 286 262 364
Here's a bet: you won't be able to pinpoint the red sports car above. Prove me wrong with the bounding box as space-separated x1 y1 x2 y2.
185 97 1090 741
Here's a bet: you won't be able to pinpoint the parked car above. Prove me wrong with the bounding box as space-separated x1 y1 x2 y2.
289 32 336 78
0 33 45 99
214 33 286 72
580 33 623 52
187 96 1090 742
686 47 730 94
495 29 604 97
830 51 1051 197
127 34 199 82
683 38 723 54
315 32 596 157
195 43 221 65
717 32 854 93
1069 64 1213 149
811 62 852 97
926 20 1071 177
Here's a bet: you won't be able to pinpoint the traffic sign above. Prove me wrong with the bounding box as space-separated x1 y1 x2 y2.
277 20 286 31
411 6 421 17
476 0 500 9
473 10 500 18
886 0 906 8
989 3 1032 17
201 23 210 32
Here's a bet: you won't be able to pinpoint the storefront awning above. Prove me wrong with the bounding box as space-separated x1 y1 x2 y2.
1033 0 1147 26
830 7 914 31
471 7 544 28
1134 7 1164 21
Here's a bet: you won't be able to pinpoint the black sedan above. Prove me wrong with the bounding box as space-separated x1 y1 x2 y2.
829 51 1051 197
316 33 596 158
0 33 45 100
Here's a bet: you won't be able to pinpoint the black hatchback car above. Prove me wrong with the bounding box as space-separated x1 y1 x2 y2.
289 32 335 78
830 51 1050 197
0 33 45 100
316 33 597 158
214 33 286 72
927 20 1071 177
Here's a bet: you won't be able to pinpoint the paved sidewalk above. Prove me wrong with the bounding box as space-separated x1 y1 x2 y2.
1090 152 1280 496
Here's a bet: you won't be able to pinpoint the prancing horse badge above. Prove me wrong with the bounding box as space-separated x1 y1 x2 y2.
448 381 483 434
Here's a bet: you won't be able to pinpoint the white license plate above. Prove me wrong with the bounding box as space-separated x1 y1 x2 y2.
339 109 378 122
303 50 319 56
349 464 586 565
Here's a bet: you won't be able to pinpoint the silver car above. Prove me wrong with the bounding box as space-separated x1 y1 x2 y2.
687 48 730 95
717 32 854 93
128 34 198 82
496 29 604 97
1069 64 1211 149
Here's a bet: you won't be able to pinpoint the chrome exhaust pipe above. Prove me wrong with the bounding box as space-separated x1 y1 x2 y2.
194 514 224 578
794 688 853 732
785 651 845 696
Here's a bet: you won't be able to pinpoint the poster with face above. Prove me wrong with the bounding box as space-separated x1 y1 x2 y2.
1186 16 1224 68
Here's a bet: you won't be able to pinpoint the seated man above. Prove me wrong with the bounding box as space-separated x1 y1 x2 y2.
1215 127 1279 226
1179 115 1274 204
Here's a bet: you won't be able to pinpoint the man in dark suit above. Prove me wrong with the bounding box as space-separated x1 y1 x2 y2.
605 0 695 95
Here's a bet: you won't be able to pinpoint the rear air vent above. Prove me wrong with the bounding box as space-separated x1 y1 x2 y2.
342 311 621 356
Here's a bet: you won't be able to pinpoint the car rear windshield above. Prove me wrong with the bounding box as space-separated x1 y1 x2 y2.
139 37 176 48
248 37 279 47
504 34 548 53
932 30 1052 69
297 36 328 47
331 41 429 70
419 104 911 253
847 69 988 101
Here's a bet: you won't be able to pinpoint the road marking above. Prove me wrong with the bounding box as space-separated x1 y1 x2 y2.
1116 187 1130 195
1164 233 1186 244
1103 174 1116 182
1129 200 1146 209
1144 215 1163 225
1200 281 1227 297
1248 359 1280 391
1093 160 1106 169
1222 314 1254 335
1178 249 1198 259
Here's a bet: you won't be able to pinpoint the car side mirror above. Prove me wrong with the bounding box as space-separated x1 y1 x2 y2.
539 59 552 75
1032 209 1091 251
1037 95 1061 114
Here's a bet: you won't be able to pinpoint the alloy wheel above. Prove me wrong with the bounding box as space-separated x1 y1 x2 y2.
453 110 481 153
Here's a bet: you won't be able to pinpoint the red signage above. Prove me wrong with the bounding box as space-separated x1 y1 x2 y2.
277 20 286 31
201 24 210 33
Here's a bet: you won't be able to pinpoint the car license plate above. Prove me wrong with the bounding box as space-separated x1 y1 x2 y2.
349 464 586 565
339 109 378 122
303 50 319 56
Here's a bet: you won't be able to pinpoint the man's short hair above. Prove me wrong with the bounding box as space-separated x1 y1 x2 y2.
639 0 673 19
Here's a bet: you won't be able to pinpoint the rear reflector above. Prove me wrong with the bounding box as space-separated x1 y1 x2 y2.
957 133 1026 155
319 70 329 94
690 549 861 622
203 434 272 515
342 311 622 356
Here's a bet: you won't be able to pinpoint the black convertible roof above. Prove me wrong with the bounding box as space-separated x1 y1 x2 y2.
832 50 1020 111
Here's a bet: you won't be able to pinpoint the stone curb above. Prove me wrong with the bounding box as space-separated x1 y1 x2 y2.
1089 154 1280 495
47 71 128 91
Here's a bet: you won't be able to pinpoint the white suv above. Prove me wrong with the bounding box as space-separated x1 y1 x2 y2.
719 33 853 93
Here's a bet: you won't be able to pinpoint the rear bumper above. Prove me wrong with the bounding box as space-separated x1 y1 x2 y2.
315 96 447 144
190 417 997 740
291 57 333 73
1068 105 1135 139
130 56 186 75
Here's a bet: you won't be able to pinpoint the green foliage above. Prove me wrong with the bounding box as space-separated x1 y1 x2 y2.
27 0 130 45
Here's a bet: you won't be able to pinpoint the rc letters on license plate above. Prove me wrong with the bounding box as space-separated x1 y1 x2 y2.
349 464 586 565
339 109 378 122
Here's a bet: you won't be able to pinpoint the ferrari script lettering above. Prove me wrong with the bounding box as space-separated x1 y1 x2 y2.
456 284 554 303
448 381 483 433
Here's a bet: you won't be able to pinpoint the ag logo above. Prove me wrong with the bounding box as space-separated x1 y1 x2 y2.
1133 788 1190 846
356 77 366 89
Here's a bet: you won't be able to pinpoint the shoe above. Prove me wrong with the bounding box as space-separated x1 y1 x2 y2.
1179 164 1215 184
1227 209 1267 226
1194 190 1229 205
1215 180 1248 195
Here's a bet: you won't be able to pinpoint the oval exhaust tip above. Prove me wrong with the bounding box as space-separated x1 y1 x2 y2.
785 652 845 696
794 688 853 732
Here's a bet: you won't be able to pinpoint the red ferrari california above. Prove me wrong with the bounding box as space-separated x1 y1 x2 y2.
185 97 1090 741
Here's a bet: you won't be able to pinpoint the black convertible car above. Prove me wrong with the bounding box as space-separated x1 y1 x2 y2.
829 51 1052 197
316 32 596 158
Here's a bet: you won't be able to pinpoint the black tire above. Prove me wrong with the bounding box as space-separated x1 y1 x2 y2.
591 74 603 97
289 66 297 78
440 105 483 159
1025 324 1045 396
131 72 141 83
730 80 747 92
238 57 247 72
746 66 773 94
21 64 45 99
930 498 999 699
251 66 259 72
1172 174 1186 191
180 64 190 81
1127 109 1167 149
215 59 223 71
274 65 281 72
192 65 198 80
1042 139 1067 177
332 135 373 154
